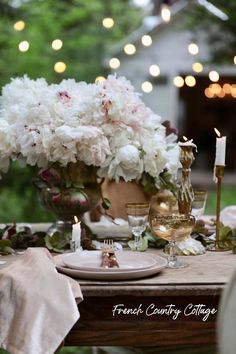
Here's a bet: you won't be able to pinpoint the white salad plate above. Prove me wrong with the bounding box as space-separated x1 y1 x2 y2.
56 253 167 280
62 250 158 273
56 256 167 280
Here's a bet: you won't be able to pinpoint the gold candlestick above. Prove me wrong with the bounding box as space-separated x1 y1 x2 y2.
178 145 195 215
211 165 230 251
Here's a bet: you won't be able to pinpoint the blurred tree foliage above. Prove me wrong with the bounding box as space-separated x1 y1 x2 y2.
185 0 236 64
0 0 141 223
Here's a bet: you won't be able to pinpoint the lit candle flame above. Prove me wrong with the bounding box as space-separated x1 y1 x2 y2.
74 216 79 224
183 136 188 141
214 128 221 138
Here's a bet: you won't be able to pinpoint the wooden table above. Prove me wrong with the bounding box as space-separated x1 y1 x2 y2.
1 221 235 351
63 249 236 349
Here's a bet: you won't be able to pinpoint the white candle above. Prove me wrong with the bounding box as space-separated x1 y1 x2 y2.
214 128 226 166
178 136 197 150
72 216 81 250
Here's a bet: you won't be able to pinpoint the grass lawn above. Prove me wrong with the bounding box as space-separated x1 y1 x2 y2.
205 186 236 215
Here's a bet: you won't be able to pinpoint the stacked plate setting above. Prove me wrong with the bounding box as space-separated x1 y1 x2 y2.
56 251 167 280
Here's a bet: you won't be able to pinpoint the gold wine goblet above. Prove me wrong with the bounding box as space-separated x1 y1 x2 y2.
150 214 195 268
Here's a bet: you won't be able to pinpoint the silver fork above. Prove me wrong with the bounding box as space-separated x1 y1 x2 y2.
101 239 119 268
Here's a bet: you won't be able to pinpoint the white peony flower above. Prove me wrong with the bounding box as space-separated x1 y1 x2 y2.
55 125 110 166
0 74 179 189
98 144 143 182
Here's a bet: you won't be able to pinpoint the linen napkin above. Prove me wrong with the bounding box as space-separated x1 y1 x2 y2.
0 247 83 354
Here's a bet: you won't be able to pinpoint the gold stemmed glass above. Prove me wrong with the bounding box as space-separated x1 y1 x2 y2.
150 214 195 268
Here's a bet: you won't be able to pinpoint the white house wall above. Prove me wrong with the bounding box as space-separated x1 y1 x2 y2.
113 11 220 127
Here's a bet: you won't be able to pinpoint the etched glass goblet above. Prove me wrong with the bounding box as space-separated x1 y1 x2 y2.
150 214 195 268
125 203 150 251
191 190 207 219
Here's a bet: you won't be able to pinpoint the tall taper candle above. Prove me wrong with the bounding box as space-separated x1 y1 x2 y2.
214 128 226 166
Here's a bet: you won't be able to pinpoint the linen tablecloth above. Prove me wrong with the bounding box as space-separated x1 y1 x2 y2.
0 248 83 354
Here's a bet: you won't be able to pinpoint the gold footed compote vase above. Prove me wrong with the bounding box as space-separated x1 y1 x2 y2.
150 214 195 268
34 162 101 247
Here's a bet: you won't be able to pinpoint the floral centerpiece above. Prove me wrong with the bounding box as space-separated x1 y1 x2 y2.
0 74 179 247
0 75 179 185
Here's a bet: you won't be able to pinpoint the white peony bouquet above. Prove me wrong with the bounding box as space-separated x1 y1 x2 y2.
0 74 179 192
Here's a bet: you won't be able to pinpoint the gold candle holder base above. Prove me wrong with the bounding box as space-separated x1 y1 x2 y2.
208 243 231 252
208 165 230 252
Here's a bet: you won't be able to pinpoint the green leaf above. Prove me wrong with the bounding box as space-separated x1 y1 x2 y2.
45 232 69 252
65 181 72 188
73 182 85 189
102 197 111 210
0 239 15 255
144 229 167 248
0 239 12 248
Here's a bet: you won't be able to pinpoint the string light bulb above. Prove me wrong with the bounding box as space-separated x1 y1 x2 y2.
231 85 236 98
223 83 231 94
209 70 219 82
124 44 136 55
161 3 171 22
102 18 114 28
149 65 160 77
173 76 184 87
109 58 120 69
18 41 29 52
234 56 236 65
192 62 203 73
205 88 214 98
185 75 196 87
210 83 221 95
54 62 66 73
52 39 63 50
141 35 152 46
95 76 106 83
141 81 153 93
14 20 25 31
188 43 199 55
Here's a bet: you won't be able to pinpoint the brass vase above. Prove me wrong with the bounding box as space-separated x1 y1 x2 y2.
34 162 101 247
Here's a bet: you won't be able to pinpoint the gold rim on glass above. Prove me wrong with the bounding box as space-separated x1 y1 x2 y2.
125 202 150 209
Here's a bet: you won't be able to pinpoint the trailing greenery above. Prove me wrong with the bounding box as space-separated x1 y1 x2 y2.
0 162 53 223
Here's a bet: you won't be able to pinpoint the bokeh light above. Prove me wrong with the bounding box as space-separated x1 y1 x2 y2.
95 76 106 83
210 83 221 95
18 41 29 52
52 39 63 50
192 62 203 73
141 81 153 93
54 61 66 73
209 70 219 82
185 75 196 87
204 88 214 98
188 43 199 55
14 21 25 31
161 4 171 22
109 58 120 69
223 83 231 94
102 18 114 28
149 64 160 77
173 76 184 87
141 35 152 46
124 43 136 55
